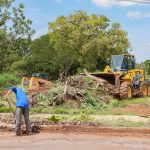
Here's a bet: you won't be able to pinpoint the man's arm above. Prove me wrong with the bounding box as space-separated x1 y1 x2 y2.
4 90 12 99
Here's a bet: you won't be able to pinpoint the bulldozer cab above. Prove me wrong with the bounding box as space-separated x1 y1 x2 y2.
111 55 135 72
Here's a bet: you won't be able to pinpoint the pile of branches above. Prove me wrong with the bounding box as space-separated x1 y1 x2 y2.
33 75 113 108
51 77 86 107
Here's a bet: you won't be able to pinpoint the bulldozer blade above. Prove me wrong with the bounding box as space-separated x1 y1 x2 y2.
82 69 120 94
89 73 116 86
90 73 120 94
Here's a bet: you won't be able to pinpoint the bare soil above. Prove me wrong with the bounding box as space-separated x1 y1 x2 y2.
122 104 150 117
1 126 150 150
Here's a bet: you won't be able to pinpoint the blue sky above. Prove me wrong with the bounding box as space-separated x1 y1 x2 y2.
15 0 150 62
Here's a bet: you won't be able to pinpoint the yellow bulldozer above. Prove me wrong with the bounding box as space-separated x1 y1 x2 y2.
22 73 53 94
84 54 149 99
0 73 53 97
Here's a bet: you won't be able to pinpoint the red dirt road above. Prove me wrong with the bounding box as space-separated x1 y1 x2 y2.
0 132 150 150
1 128 150 150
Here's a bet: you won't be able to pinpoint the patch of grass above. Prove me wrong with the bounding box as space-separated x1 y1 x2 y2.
108 99 119 108
47 115 60 123
29 105 134 116
36 113 150 127
52 107 71 114
99 118 150 127
0 99 5 107
71 113 94 122
0 107 11 113
118 97 150 107
31 106 52 114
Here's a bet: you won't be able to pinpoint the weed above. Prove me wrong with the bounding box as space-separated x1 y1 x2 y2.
31 106 51 114
72 113 94 122
52 107 70 114
0 107 11 113
108 99 119 108
47 115 60 123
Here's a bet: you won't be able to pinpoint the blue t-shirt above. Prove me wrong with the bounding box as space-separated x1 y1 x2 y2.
11 87 29 108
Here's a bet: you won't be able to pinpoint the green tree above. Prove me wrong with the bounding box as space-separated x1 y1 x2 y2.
29 34 56 75
49 11 130 78
11 34 57 78
144 60 150 75
0 0 34 73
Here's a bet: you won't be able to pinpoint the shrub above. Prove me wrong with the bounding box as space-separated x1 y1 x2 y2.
0 73 20 90
47 115 60 123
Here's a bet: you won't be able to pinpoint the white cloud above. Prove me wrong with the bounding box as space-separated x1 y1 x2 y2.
126 11 150 19
54 0 63 3
119 1 136 6
91 0 114 7
91 0 136 8
126 11 141 18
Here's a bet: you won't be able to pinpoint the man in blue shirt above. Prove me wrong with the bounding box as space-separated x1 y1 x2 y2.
5 87 32 136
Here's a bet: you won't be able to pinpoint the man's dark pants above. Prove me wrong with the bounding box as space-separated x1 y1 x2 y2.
15 106 32 135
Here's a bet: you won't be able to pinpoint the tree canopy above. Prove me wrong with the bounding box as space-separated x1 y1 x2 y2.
0 0 34 73
144 60 150 75
0 7 132 79
49 11 130 77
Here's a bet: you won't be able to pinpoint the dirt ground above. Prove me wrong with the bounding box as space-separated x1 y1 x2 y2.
1 95 150 150
122 104 150 117
1 128 150 150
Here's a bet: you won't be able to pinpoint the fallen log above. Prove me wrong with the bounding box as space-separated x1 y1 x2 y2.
83 69 115 94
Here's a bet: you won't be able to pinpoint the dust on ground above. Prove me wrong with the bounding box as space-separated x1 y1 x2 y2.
1 128 150 150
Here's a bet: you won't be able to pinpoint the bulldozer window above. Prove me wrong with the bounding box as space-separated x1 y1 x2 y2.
111 55 124 71
122 56 128 70
127 56 135 70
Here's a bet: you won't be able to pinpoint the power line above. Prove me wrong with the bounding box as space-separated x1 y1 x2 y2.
119 0 150 4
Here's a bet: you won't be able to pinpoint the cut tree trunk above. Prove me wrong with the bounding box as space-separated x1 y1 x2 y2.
83 69 115 94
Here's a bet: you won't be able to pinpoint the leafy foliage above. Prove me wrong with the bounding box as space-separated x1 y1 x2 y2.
0 73 20 89
136 60 150 77
25 34 56 78
49 11 130 78
35 75 113 109
0 8 130 79
0 0 34 73
144 60 150 75
47 115 60 123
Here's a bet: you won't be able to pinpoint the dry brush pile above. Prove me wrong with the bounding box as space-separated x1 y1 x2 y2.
32 75 113 109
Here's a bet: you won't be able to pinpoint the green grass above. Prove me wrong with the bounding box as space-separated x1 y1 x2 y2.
0 107 12 113
12 97 150 116
1 98 150 127
1 93 149 121
34 114 150 127
99 118 150 127
29 105 133 116
47 115 60 123
117 97 150 107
